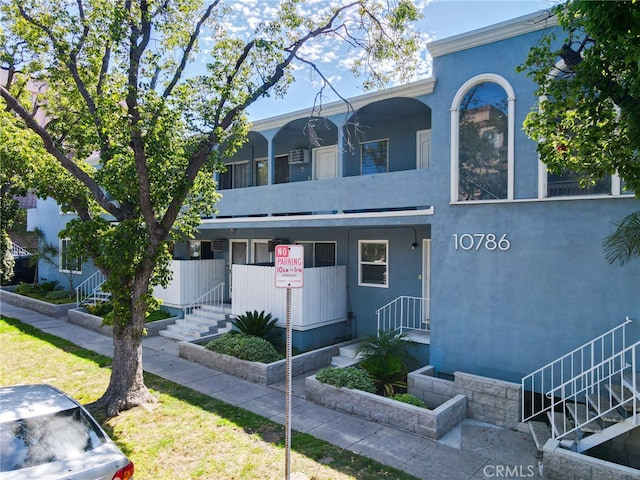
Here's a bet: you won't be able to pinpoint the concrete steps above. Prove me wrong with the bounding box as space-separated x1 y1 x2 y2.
331 342 363 367
160 304 233 341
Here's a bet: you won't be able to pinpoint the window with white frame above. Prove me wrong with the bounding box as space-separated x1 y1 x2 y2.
361 139 388 175
297 242 336 268
359 240 388 287
451 75 515 202
255 158 268 186
59 238 81 274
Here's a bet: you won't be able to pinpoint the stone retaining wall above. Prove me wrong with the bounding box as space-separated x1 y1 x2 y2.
179 339 345 385
0 288 76 318
408 365 521 430
67 308 176 337
543 439 640 480
305 375 467 439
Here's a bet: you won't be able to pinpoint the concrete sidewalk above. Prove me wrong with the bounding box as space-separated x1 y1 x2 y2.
0 303 544 480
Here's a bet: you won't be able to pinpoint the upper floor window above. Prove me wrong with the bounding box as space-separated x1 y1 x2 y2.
451 75 515 202
219 161 249 189
361 139 388 175
547 170 611 197
59 238 81 274
256 158 268 186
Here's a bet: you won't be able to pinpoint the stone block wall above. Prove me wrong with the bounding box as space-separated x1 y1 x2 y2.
408 365 522 430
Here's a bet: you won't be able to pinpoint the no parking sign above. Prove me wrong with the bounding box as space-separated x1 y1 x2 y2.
274 244 304 288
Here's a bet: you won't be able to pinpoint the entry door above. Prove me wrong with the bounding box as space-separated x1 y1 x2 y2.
229 240 248 297
313 146 337 180
417 129 432 169
422 239 431 329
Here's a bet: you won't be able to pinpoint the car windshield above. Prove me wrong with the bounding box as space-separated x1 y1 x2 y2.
0 407 107 472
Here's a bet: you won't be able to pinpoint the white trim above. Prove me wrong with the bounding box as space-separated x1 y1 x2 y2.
428 11 558 58
59 238 82 275
422 239 431 322
417 129 432 169
201 207 435 226
450 74 515 203
312 145 338 180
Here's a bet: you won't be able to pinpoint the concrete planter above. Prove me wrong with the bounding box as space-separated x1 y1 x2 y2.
179 339 351 385
67 308 176 338
0 288 76 318
305 374 467 439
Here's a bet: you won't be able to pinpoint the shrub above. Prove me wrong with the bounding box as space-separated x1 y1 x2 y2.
205 333 283 363
232 310 278 338
44 290 71 301
390 393 426 408
315 367 376 393
85 300 114 317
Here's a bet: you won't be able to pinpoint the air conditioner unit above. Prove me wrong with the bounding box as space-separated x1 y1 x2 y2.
288 149 310 165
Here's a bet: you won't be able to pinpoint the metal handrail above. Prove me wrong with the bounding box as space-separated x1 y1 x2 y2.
547 340 639 440
182 282 225 329
376 296 430 334
522 317 632 423
75 270 106 307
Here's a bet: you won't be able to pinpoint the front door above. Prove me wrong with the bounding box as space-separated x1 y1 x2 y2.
229 239 248 297
313 146 337 180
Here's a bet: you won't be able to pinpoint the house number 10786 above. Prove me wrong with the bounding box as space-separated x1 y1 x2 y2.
453 233 511 251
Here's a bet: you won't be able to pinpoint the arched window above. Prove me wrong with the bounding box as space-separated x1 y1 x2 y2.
451 74 515 202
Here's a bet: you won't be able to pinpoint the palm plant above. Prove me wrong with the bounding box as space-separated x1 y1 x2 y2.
356 330 416 397
231 310 278 339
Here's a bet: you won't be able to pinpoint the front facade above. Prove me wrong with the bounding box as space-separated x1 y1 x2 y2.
29 11 639 383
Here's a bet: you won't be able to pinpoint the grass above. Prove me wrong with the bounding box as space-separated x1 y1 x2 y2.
0 316 418 480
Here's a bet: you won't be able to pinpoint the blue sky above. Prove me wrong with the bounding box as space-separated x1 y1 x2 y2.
246 0 555 120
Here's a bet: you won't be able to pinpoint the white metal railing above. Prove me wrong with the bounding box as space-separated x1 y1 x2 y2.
376 296 430 334
75 270 106 307
522 317 633 424
182 282 225 329
547 340 639 441
10 243 32 257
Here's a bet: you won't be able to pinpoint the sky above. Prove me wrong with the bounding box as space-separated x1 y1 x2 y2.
245 0 556 121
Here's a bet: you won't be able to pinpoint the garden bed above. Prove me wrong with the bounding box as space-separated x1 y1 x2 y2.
179 338 358 385
0 287 76 317
305 372 467 439
67 308 177 337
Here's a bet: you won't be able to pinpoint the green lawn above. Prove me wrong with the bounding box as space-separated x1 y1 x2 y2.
0 316 418 480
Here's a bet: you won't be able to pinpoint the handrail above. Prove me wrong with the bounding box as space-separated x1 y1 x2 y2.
547 340 639 440
10 243 32 257
522 317 632 423
75 270 106 307
376 296 430 334
182 282 225 329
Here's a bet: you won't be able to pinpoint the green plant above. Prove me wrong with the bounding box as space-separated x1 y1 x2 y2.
232 310 278 339
315 367 376 393
44 290 70 301
356 330 416 397
205 333 283 363
85 301 114 318
390 393 426 408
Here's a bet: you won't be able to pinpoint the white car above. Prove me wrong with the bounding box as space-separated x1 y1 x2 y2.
0 384 134 480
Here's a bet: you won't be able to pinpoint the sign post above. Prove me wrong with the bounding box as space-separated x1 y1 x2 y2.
274 245 303 480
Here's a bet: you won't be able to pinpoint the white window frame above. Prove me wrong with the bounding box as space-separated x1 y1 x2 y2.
450 74 515 203
417 129 432 169
360 138 389 175
358 240 388 288
59 238 82 274
255 157 268 186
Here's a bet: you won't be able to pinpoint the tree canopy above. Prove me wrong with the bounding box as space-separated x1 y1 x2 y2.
519 0 640 265
0 0 422 415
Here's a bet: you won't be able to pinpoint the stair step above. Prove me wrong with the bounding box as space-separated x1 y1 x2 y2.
586 392 626 423
528 420 551 452
606 384 640 413
566 403 602 433
622 372 640 395
546 411 578 442
331 355 361 368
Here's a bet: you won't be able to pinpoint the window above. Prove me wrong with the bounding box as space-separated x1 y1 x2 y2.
359 240 388 287
219 162 249 189
188 240 214 259
361 139 388 175
451 75 515 202
60 238 81 274
298 242 337 268
547 170 611 197
275 155 289 184
256 158 268 186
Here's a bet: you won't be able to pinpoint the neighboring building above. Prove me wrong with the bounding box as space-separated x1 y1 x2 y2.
29 11 639 386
